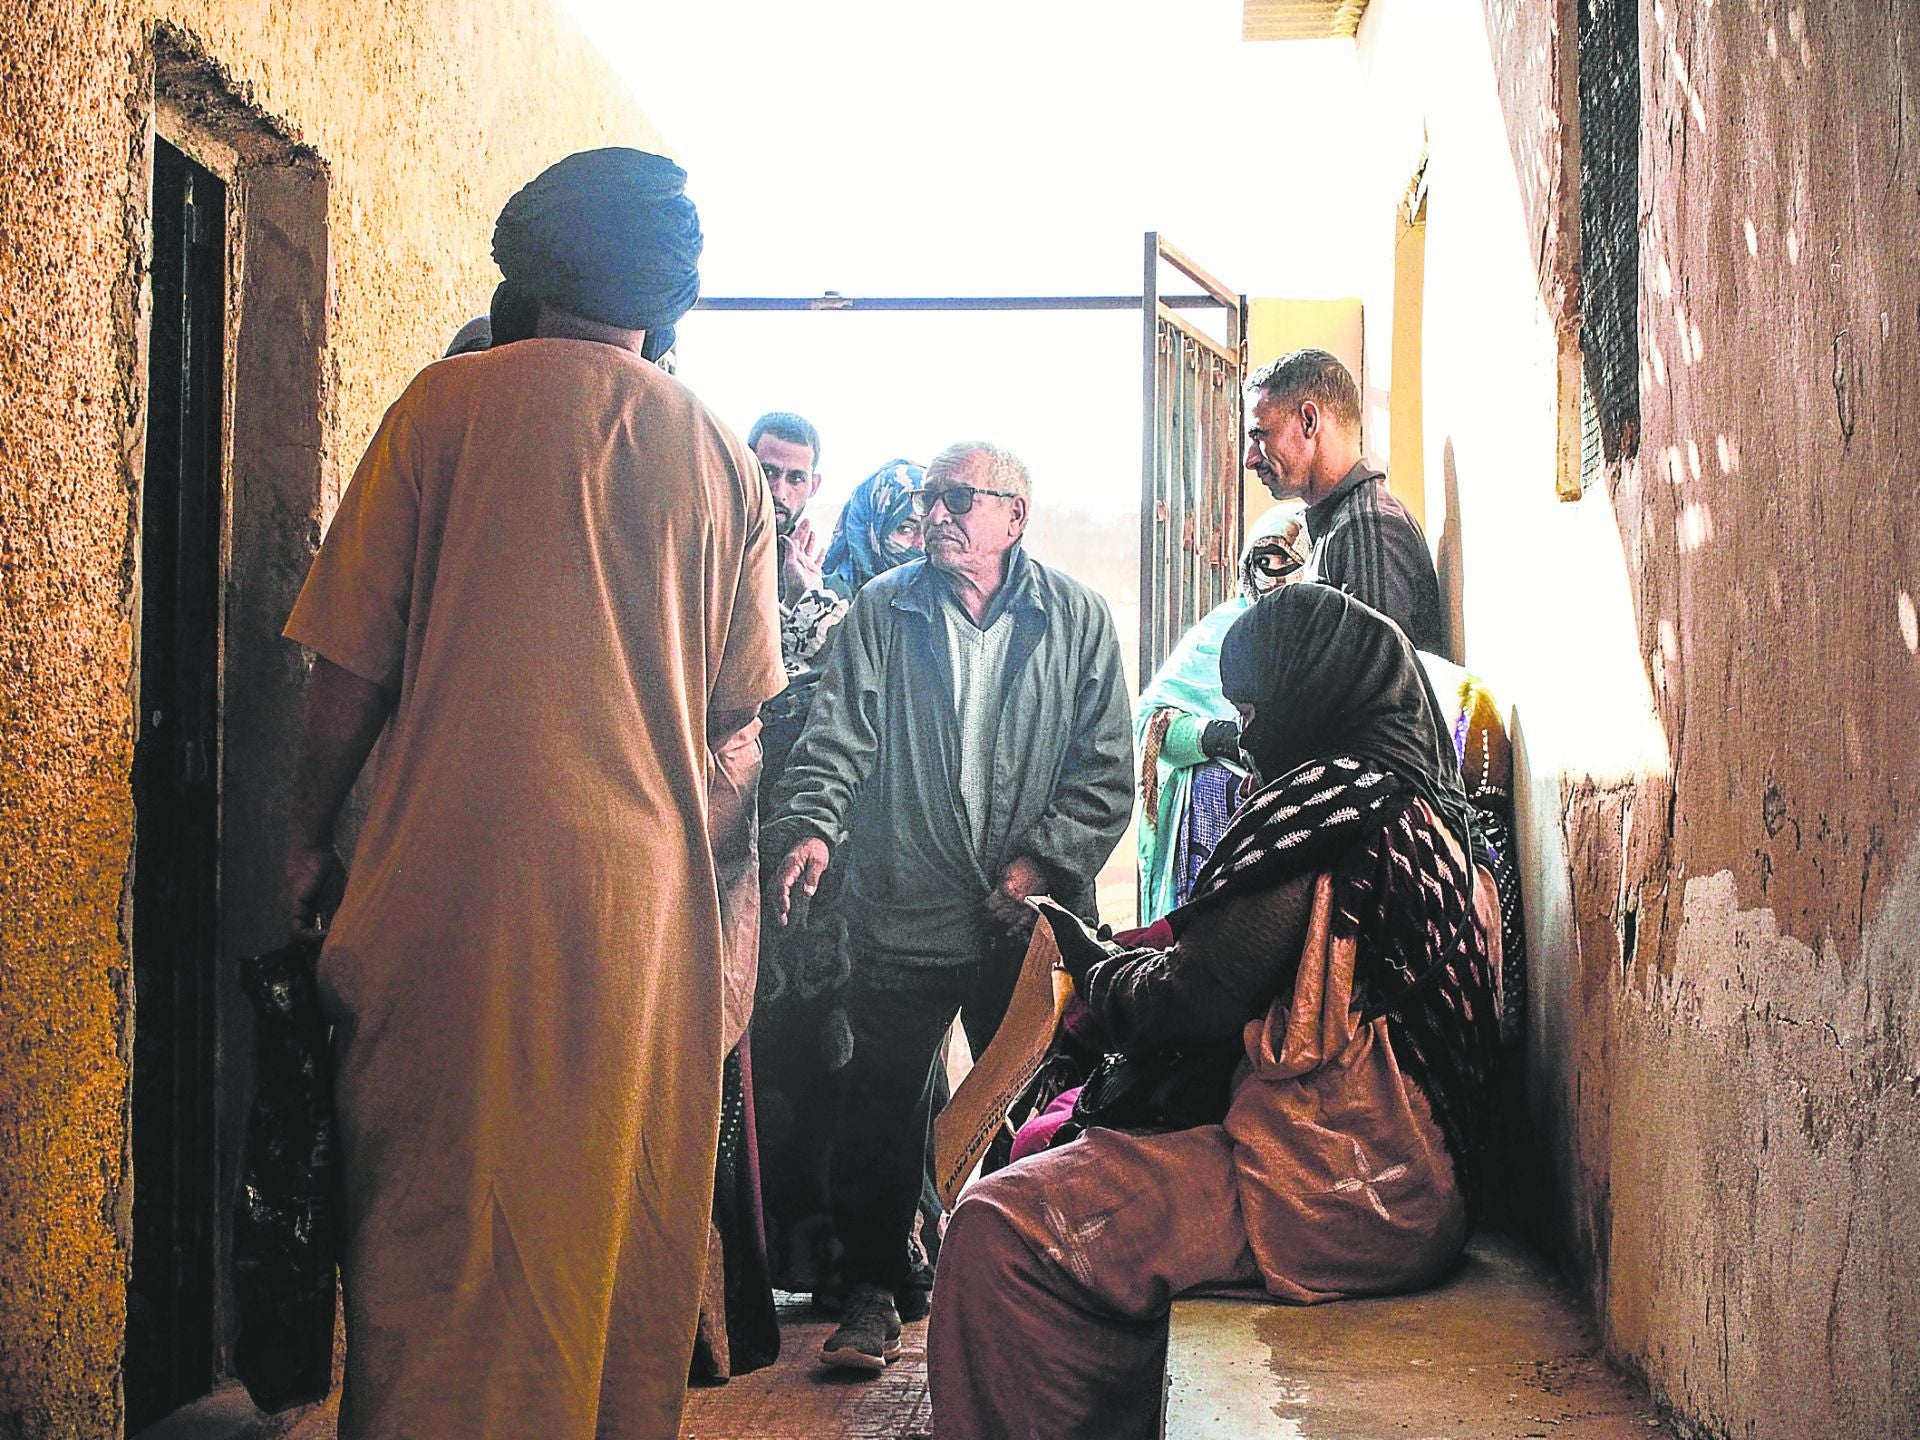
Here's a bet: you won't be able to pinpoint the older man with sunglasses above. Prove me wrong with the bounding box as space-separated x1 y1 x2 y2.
764 440 1133 1372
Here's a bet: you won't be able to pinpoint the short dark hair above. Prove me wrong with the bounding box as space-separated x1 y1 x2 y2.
747 412 820 468
1245 349 1361 432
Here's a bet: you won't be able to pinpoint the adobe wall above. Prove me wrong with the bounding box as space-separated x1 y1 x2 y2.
1352 0 1919 1435
0 5 661 1434
1600 4 1918 1432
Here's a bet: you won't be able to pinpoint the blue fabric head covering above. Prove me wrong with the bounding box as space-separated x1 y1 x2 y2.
822 459 925 597
444 316 492 357
491 148 703 336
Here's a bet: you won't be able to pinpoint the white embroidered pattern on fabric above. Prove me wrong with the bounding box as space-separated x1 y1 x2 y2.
1328 1139 1409 1221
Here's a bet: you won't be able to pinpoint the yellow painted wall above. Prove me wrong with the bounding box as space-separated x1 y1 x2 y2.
1386 212 1426 530
1246 295 1363 373
0 6 659 1434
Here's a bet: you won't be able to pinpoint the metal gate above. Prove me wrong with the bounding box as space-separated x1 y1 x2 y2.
1138 233 1246 678
690 232 1246 680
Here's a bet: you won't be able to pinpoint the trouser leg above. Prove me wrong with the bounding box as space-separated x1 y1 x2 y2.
928 1124 1259 1440
929 1199 1167 1440
830 960 965 1291
957 929 1025 1061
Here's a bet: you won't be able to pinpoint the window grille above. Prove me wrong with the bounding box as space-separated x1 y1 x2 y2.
1578 0 1641 462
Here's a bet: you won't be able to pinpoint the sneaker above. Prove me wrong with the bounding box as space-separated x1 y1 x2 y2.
818 1283 902 1372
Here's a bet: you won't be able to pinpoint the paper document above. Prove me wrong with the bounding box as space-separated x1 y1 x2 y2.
932 917 1074 1210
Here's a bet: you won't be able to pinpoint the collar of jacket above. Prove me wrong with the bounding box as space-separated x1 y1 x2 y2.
1305 461 1385 537
887 543 1044 624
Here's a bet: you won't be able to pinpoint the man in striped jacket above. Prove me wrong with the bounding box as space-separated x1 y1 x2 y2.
1243 349 1445 653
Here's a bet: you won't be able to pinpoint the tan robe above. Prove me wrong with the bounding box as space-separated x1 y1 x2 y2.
927 815 1500 1440
286 340 783 1439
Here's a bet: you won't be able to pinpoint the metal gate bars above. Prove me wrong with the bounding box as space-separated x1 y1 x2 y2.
1138 233 1247 678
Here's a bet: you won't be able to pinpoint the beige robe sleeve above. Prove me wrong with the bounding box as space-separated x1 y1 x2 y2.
284 396 422 689
709 447 784 717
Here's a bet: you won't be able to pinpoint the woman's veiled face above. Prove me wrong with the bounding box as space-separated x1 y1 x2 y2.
887 514 924 554
1244 541 1303 597
1238 510 1310 602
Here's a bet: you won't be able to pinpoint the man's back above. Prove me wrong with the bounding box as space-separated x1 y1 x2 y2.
321 341 769 825
1307 466 1445 652
283 336 782 1439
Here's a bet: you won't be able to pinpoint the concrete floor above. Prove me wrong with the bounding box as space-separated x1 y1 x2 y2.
1164 1234 1677 1440
688 1237 1677 1440
681 1296 933 1440
146 1236 1672 1440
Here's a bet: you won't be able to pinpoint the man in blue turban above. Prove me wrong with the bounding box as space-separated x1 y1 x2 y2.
281 148 781 1438
488 145 702 358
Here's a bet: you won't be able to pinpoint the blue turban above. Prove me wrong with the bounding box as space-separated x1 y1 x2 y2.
443 315 492 357
823 459 926 598
491 148 703 337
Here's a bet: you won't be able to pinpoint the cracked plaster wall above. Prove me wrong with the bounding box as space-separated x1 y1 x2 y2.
0 5 660 1434
1352 0 1918 1435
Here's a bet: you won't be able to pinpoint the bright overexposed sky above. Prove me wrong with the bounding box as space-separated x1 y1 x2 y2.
554 0 1364 670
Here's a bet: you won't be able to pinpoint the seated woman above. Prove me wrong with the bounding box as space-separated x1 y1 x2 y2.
1135 503 1311 922
927 585 1504 1440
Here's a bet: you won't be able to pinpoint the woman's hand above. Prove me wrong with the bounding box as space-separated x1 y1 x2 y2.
1199 718 1242 760
1029 897 1116 989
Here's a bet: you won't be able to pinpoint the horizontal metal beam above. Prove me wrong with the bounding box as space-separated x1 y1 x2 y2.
1152 237 1238 310
692 293 1232 313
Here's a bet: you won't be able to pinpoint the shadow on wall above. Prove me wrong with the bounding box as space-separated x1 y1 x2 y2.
1438 437 1466 664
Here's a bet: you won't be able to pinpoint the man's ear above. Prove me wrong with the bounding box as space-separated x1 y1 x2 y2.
1300 399 1320 439
1009 496 1029 535
807 472 824 498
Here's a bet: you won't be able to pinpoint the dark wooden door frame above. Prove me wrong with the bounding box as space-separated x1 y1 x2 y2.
126 136 226 1435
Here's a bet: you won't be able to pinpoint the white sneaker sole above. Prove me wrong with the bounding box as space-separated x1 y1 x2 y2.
818 1338 902 1371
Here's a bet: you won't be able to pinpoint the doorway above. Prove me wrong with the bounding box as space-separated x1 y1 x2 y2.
685 236 1244 931
127 136 226 1433
125 44 333 1426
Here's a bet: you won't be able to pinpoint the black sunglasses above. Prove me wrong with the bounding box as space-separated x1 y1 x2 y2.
909 484 1020 517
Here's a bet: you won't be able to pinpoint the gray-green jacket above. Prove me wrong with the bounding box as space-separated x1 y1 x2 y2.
764 546 1133 965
